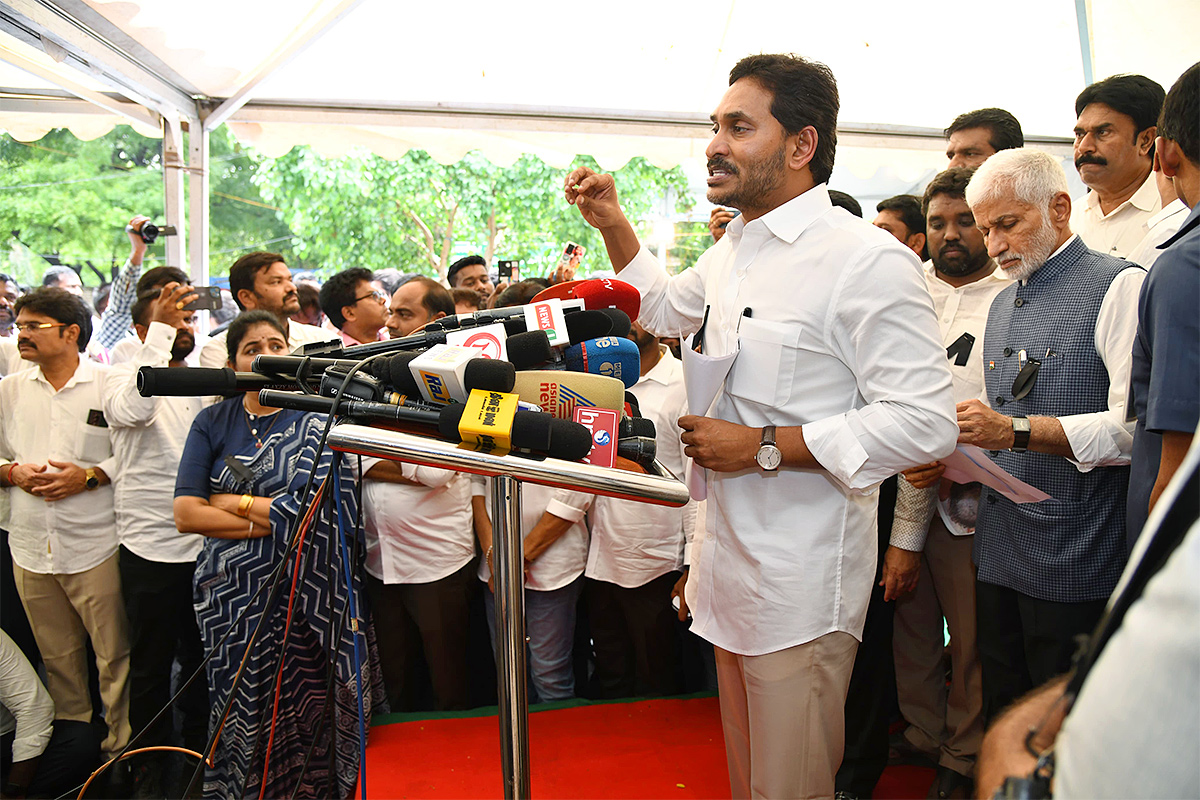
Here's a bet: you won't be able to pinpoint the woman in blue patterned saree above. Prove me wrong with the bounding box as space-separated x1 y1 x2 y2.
174 310 379 799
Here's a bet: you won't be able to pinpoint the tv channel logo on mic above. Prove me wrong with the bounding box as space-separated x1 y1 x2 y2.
573 406 619 467
419 371 453 404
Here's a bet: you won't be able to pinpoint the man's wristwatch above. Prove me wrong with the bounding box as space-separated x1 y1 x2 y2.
84 468 100 490
755 425 782 471
1010 417 1031 453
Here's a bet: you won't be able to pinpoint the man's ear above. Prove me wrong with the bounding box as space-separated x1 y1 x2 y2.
1049 192 1072 226
789 126 818 173
235 288 258 310
1137 126 1157 158
908 232 927 257
341 303 357 324
1157 137 1182 179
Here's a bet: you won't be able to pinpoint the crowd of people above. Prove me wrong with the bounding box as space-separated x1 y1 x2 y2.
1 52 1197 800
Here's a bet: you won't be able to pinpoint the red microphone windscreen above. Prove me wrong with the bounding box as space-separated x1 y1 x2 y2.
532 278 640 321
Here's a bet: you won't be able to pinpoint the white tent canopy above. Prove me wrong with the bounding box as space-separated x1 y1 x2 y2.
2 0 1196 277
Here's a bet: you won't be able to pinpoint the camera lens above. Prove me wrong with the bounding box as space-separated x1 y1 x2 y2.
141 223 159 244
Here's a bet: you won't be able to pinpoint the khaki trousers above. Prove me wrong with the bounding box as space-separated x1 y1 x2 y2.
13 552 131 756
891 516 983 776
716 631 859 799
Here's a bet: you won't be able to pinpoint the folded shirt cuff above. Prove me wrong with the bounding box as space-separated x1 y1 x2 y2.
803 414 871 491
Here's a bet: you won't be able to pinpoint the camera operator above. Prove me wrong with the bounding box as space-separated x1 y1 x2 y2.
94 216 155 355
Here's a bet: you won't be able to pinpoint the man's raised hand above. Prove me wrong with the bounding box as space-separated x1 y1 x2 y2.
564 167 625 230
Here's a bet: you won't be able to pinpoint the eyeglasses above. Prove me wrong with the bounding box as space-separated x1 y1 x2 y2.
354 290 387 304
14 322 70 333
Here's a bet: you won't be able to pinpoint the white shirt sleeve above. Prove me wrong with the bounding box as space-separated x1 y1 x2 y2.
0 631 54 763
803 246 960 490
545 489 593 523
102 322 175 428
618 246 710 340
1059 267 1145 470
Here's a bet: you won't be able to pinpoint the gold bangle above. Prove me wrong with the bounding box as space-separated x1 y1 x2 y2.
237 494 254 518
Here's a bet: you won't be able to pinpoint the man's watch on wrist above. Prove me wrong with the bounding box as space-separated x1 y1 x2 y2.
84 468 100 490
1010 417 1031 453
755 425 782 471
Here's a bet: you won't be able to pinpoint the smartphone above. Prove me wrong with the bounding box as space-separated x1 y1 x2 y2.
557 242 584 278
497 260 519 281
182 286 223 312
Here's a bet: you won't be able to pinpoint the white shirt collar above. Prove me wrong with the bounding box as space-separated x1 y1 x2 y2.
1085 171 1159 215
640 345 677 387
724 183 833 246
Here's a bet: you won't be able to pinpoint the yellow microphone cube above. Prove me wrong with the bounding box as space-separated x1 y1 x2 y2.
458 388 519 453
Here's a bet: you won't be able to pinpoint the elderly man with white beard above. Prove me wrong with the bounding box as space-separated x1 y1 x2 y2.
945 148 1144 725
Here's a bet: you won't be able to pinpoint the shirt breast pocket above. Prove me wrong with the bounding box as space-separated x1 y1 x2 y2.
75 422 111 464
726 317 802 408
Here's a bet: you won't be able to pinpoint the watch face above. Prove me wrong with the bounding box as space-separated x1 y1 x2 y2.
756 444 782 471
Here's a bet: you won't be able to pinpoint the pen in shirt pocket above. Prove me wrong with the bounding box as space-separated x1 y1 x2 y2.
738 307 752 331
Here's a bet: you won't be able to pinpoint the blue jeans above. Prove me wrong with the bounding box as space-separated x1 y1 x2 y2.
484 575 582 703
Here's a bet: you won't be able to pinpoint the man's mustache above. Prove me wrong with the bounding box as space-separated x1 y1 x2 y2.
1075 153 1107 168
708 157 738 175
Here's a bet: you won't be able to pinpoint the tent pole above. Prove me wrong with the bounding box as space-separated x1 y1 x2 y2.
188 120 210 297
162 115 187 273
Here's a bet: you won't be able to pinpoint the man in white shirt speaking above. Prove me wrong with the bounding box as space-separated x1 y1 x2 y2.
564 53 958 798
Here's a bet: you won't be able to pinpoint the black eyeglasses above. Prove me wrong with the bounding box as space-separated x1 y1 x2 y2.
1012 358 1041 401
14 322 69 333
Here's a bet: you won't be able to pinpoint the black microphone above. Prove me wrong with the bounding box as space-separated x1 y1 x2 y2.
258 390 591 460
137 367 295 397
595 308 632 339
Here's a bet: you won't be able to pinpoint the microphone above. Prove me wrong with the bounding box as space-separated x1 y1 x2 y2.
408 345 516 405
532 277 641 321
137 367 295 397
595 308 632 339
511 370 625 419
259 389 592 461
563 336 641 389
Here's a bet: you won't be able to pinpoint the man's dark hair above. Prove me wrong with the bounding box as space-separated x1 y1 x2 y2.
92 283 111 316
450 287 482 311
921 167 977 216
876 195 926 238
494 279 550 309
446 255 487 288
228 252 284 310
41 265 79 288
828 189 862 218
403 276 455 319
295 281 321 314
136 267 189 295
319 267 374 329
944 108 1024 152
728 54 839 185
226 310 288 364
1158 62 1200 166
1075 74 1166 136
130 291 155 328
14 286 92 351
0 272 16 286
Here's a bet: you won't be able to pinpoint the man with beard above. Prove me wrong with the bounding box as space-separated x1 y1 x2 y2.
1071 74 1165 258
955 148 1144 723
881 167 1010 798
446 255 495 306
565 53 957 796
198 252 337 371
102 281 209 795
585 322 695 699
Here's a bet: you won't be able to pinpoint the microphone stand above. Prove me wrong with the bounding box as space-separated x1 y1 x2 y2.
326 423 690 800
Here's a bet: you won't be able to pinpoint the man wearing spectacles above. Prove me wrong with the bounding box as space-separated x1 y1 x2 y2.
954 149 1145 729
0 287 132 767
318 267 389 346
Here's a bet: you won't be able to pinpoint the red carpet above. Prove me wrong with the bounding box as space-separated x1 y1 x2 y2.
365 696 934 798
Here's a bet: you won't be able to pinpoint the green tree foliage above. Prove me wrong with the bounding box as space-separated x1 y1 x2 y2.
2 125 696 286
253 148 694 280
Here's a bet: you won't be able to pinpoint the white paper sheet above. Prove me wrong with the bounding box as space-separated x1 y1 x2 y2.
941 444 1052 504
679 333 738 501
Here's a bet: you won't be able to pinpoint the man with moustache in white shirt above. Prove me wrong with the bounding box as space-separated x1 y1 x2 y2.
0 288 131 765
565 53 957 797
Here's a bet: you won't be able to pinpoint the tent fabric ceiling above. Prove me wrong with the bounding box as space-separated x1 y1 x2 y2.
1 0 1197 174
